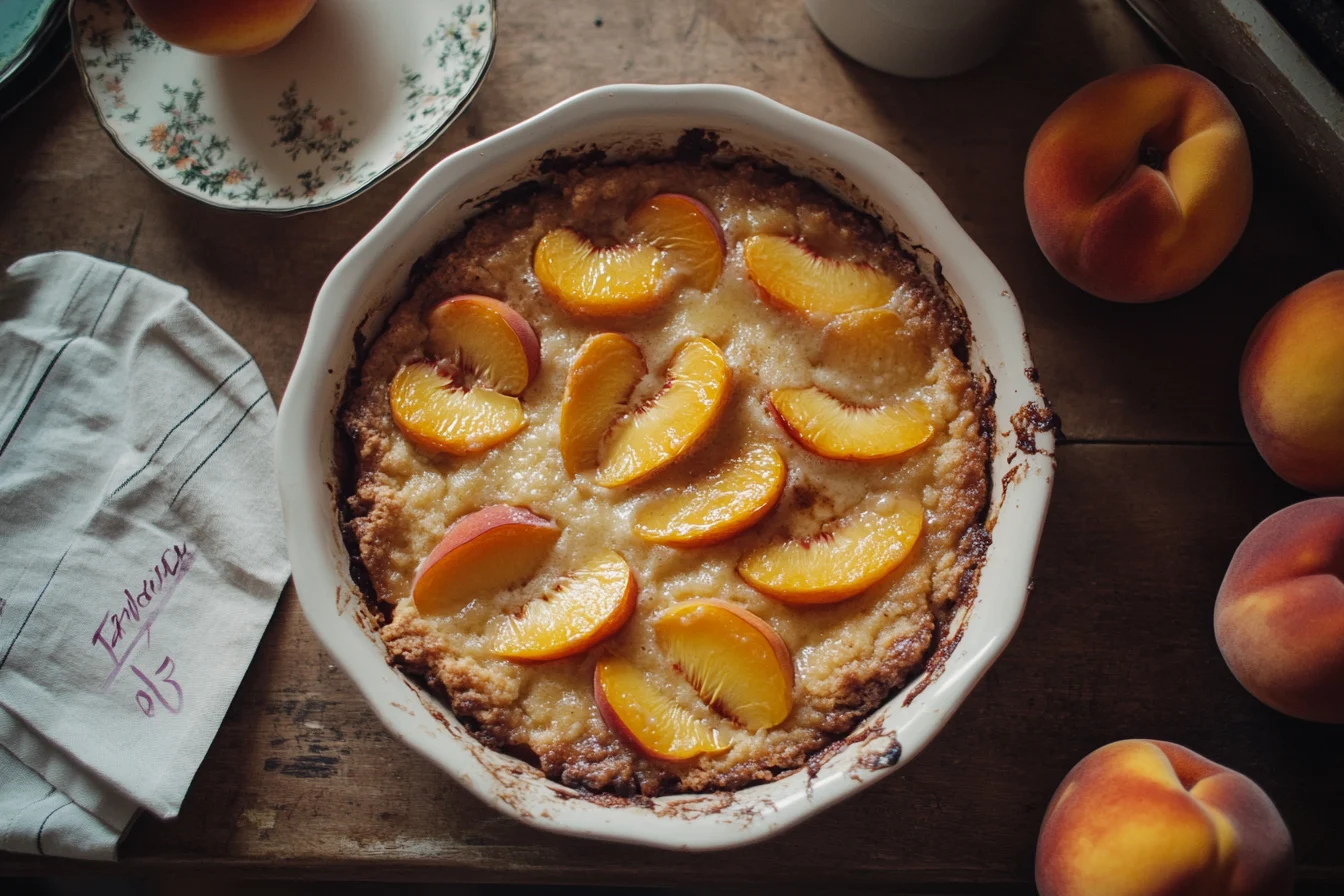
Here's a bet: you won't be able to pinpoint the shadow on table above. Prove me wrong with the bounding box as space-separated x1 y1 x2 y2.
4 882 1042 895
6 878 1344 894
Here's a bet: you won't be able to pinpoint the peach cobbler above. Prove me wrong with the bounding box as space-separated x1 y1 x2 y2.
341 159 991 796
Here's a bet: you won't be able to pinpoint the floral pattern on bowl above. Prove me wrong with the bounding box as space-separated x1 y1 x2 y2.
70 0 495 214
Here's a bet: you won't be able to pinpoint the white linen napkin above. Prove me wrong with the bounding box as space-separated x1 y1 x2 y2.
0 252 289 859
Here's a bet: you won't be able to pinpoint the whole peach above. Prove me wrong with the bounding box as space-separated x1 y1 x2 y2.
1024 64 1252 303
127 0 317 56
1240 272 1344 494
1215 497 1344 722
1036 740 1293 896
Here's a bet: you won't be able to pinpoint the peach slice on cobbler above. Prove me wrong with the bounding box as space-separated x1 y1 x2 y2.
594 657 730 761
534 193 725 316
817 307 930 383
633 445 786 546
390 295 541 455
412 505 560 616
743 234 898 316
389 361 526 456
425 295 541 395
655 599 794 730
769 386 934 461
491 551 637 661
534 228 673 318
822 307 905 358
596 337 732 488
737 498 924 604
559 333 647 475
628 193 726 292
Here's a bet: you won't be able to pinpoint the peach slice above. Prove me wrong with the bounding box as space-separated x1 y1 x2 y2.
533 228 673 318
389 361 525 455
559 333 647 475
743 234 897 316
737 498 924 604
628 193 726 292
491 551 637 661
425 295 541 395
594 657 730 761
596 337 732 488
769 386 934 461
822 307 904 357
654 599 794 730
412 505 560 616
633 445 787 546
819 307 926 373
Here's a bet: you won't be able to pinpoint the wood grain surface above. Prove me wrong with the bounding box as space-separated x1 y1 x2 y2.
2 0 1341 890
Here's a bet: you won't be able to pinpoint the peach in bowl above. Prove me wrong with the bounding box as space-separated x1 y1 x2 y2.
275 84 1054 849
126 0 317 56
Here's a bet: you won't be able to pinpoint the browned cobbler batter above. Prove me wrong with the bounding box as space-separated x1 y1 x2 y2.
342 160 990 796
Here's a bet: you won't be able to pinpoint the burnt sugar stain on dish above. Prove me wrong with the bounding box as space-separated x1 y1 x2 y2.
1010 399 1062 455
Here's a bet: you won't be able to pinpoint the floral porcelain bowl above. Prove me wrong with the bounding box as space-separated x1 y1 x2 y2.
276 84 1056 849
69 0 494 214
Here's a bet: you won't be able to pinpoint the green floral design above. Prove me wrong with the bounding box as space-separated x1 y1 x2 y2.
77 0 170 124
265 83 372 199
395 3 491 157
138 79 266 201
269 156 373 201
271 82 358 161
134 78 383 203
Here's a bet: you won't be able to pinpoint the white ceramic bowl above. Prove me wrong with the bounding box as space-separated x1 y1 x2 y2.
276 84 1055 851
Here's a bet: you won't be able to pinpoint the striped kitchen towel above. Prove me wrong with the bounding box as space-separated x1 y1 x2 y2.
0 252 289 858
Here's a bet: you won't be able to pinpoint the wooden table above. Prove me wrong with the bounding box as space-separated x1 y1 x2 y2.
3 0 1341 891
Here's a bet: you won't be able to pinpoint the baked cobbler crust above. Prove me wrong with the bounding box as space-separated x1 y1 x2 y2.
342 160 990 796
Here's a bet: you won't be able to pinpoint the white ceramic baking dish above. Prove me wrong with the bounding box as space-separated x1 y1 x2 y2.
276 84 1055 851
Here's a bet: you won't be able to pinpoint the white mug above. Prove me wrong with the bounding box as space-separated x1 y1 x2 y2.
805 0 1027 78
